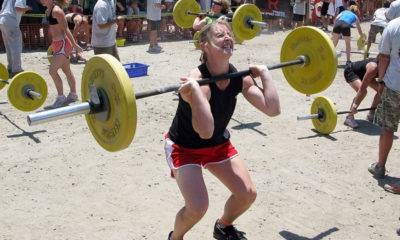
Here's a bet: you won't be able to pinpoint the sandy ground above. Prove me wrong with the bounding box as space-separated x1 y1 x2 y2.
0 22 399 240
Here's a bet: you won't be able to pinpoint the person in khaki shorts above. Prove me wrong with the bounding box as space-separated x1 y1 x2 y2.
365 1 390 58
91 0 120 60
367 17 400 194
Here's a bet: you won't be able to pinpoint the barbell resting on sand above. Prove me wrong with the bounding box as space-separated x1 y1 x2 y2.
0 63 47 112
297 96 375 134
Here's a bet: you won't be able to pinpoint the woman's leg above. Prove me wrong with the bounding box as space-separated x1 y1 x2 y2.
171 165 209 240
331 33 340 47
206 156 257 225
344 36 351 62
49 55 68 96
60 59 77 94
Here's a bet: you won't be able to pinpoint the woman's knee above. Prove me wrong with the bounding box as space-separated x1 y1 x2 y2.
237 186 257 204
186 200 209 220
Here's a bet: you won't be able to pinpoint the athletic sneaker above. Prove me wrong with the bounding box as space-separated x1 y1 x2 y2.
383 182 400 194
148 45 162 53
344 116 359 128
66 92 78 103
167 231 173 240
44 95 67 109
213 220 247 240
366 112 375 122
368 162 386 179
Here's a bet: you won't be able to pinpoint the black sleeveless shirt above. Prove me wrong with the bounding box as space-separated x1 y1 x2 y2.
168 63 243 149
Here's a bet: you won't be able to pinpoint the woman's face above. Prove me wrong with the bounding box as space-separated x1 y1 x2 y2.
206 23 234 57
211 0 223 13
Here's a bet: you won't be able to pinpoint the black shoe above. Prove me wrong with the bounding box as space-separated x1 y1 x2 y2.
213 220 247 240
168 231 174 240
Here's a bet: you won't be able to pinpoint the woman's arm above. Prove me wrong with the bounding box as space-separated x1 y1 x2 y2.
179 69 214 139
242 65 281 116
193 16 208 31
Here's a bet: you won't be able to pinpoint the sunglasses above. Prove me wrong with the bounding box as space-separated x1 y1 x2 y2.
212 1 223 6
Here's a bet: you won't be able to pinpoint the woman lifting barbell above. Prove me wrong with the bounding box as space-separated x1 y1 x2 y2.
192 0 231 31
40 0 83 109
164 19 280 240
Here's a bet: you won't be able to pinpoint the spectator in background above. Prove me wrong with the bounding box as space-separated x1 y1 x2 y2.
335 0 345 15
192 0 230 31
125 0 143 42
292 0 306 29
320 0 331 31
82 0 97 15
146 0 164 53
0 0 31 77
116 0 127 39
91 0 120 60
365 0 390 57
200 0 211 12
368 17 400 188
66 12 91 58
385 0 400 21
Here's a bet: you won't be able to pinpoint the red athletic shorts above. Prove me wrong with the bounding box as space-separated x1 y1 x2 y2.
164 133 238 177
51 38 73 58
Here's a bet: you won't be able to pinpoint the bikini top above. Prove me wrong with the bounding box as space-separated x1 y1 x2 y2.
46 6 59 25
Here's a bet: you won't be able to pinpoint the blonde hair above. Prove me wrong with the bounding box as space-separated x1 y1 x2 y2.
198 19 232 63
349 5 358 13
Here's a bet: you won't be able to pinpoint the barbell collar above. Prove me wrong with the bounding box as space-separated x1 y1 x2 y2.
26 89 42 100
297 113 320 121
27 102 92 126
248 19 267 27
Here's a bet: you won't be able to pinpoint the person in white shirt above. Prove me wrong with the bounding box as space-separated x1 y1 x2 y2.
365 1 390 56
146 0 165 53
0 0 31 77
292 0 306 28
367 18 400 184
91 0 120 60
385 0 400 21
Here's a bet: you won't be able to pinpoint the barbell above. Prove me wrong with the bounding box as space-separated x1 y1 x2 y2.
297 96 375 134
27 26 338 152
173 0 265 41
0 63 48 112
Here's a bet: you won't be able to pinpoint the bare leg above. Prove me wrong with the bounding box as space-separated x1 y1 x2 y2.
378 129 394 167
332 33 340 47
49 55 68 96
207 157 257 224
60 59 77 94
171 165 208 240
344 36 351 62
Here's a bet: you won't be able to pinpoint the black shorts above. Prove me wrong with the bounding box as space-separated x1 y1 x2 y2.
293 14 304 22
147 19 161 31
344 64 361 83
321 2 330 16
333 20 351 36
338 6 345 13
